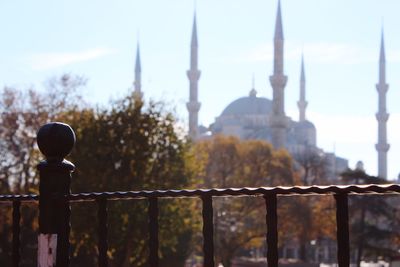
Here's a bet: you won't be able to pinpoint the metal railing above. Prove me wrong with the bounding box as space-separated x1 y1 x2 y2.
2 184 400 267
0 122 399 267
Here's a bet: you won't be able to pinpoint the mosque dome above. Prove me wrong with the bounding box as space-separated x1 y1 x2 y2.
293 120 317 147
220 95 272 117
295 120 316 130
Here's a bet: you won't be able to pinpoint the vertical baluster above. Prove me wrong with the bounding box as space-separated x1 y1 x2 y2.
201 195 215 267
12 200 21 267
264 194 278 267
97 197 108 267
148 197 159 267
37 122 75 267
335 193 350 267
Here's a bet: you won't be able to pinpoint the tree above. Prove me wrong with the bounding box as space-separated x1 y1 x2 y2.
190 135 295 267
293 148 329 186
0 74 86 194
289 148 334 262
0 76 196 267
63 95 196 267
0 74 86 266
341 169 399 267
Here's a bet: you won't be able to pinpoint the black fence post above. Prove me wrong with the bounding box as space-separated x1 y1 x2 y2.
335 193 350 267
97 197 109 267
148 197 159 267
201 195 215 267
12 200 21 267
37 122 75 267
264 194 278 267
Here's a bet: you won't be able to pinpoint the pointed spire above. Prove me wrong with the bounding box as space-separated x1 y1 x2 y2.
191 13 198 47
249 73 257 97
298 54 308 122
274 0 284 40
134 41 142 96
379 27 386 83
272 0 285 75
135 42 141 73
300 54 305 82
380 28 386 63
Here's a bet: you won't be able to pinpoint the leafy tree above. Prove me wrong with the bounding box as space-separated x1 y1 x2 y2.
293 148 329 186
190 135 295 267
341 169 399 267
0 76 196 267
63 95 196 267
0 74 85 266
289 148 335 262
278 195 337 262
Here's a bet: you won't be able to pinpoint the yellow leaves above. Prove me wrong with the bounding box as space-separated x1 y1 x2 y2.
246 237 264 248
121 213 129 224
190 134 295 188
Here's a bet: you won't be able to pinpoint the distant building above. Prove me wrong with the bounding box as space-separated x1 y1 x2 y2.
132 0 395 181
188 0 348 179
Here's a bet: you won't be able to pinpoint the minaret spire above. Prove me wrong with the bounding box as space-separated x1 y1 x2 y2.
297 55 308 122
134 42 143 98
269 0 288 148
375 28 390 179
249 73 257 97
274 0 284 41
186 12 201 139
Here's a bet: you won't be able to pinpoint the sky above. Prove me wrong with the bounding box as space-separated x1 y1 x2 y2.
0 0 400 180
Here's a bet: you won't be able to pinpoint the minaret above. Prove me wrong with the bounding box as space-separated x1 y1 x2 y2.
269 0 288 148
186 13 201 139
375 29 390 179
133 42 143 98
297 55 308 122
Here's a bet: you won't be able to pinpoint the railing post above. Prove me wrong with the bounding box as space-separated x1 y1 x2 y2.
201 195 215 267
12 200 21 267
335 193 350 267
97 197 109 267
37 122 75 267
148 197 159 267
264 193 278 267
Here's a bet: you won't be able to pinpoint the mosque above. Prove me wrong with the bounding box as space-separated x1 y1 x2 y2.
133 0 390 182
132 1 392 262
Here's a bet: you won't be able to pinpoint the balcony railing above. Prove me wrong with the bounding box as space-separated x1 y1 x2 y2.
2 184 400 267
0 122 399 267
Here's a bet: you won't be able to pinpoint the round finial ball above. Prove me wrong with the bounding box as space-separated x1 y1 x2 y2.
37 122 76 160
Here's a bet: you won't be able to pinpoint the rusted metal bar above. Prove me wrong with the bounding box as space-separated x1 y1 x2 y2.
0 194 38 202
265 194 278 267
97 197 108 267
335 193 350 267
1 184 400 203
12 200 21 267
202 195 215 267
60 184 400 202
148 197 159 267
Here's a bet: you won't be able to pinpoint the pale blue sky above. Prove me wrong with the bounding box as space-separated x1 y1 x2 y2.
1 0 400 179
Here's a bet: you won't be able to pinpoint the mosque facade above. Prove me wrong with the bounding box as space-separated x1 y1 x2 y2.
188 1 349 180
132 0 391 262
134 0 391 181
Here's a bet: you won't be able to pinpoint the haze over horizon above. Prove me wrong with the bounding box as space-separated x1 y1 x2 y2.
1 0 400 180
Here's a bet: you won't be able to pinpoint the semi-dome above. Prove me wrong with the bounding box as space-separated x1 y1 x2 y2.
293 120 317 147
220 95 272 116
295 120 316 130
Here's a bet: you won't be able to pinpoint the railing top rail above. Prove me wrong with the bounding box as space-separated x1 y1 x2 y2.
0 194 38 202
1 183 400 203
